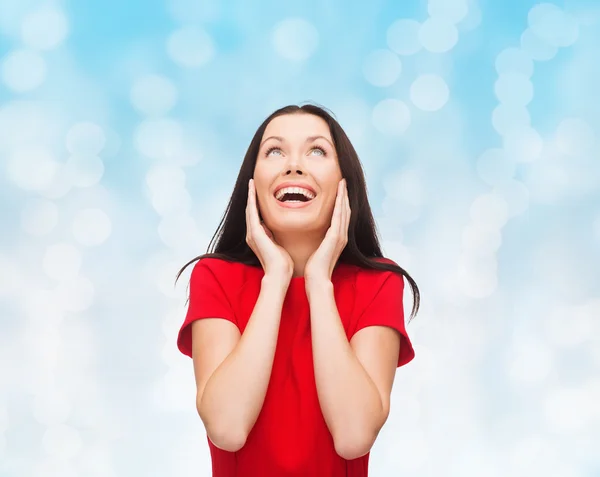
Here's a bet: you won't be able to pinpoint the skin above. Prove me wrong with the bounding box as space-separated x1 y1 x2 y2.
252 113 344 280
193 112 401 459
248 113 401 459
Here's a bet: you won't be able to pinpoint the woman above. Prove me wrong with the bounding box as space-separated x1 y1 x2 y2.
176 104 420 476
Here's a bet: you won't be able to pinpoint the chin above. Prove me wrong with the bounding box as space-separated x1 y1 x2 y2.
269 214 321 233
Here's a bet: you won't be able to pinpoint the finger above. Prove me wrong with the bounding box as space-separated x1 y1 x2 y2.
344 180 350 240
246 179 252 242
337 179 344 236
249 179 263 236
336 179 345 237
342 179 351 241
329 180 341 236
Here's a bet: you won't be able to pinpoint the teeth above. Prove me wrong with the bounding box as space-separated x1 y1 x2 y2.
274 187 315 201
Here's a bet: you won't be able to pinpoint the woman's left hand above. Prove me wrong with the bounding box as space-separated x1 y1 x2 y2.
305 178 350 285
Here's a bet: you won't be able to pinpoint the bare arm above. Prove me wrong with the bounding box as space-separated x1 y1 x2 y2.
192 275 289 452
307 280 396 460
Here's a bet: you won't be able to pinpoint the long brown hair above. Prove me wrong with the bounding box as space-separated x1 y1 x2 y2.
176 103 420 321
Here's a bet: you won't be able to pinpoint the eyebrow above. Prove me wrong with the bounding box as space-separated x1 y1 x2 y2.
260 135 334 149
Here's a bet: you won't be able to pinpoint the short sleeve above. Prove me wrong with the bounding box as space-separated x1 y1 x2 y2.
353 271 415 368
176 259 237 358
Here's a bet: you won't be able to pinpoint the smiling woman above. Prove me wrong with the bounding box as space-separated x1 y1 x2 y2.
175 103 420 477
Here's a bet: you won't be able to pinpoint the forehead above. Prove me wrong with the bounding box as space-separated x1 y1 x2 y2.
262 113 332 142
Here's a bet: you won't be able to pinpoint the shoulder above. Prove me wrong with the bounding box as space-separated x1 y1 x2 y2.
190 257 262 288
347 257 404 301
349 257 402 283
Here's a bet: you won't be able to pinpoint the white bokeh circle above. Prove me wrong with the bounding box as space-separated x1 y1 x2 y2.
1 49 47 92
476 148 517 186
493 179 530 217
387 19 422 55
363 49 402 87
456 254 498 298
507 341 553 383
372 99 411 135
130 74 178 116
64 155 104 188
495 47 534 77
461 3 483 30
21 5 69 50
134 118 184 159
494 73 534 106
503 127 543 162
43 243 82 281
32 390 71 426
528 3 579 48
418 18 458 53
7 145 59 191
543 387 594 433
492 104 531 136
410 74 449 111
146 164 186 191
555 117 595 156
427 0 469 24
72 208 112 246
21 199 59 236
55 276 95 312
462 223 502 256
167 26 215 68
272 18 319 61
66 122 106 155
520 28 558 61
470 193 509 229
41 424 83 460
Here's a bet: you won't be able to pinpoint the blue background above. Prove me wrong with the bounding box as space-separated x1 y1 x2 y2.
1 0 599 475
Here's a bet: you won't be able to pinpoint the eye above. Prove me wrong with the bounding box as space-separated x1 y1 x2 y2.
264 145 328 157
310 146 327 156
265 146 282 157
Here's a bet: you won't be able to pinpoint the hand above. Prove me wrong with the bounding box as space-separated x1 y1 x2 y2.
304 178 350 285
246 178 294 280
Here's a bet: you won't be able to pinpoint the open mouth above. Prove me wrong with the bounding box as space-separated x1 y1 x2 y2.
274 188 316 203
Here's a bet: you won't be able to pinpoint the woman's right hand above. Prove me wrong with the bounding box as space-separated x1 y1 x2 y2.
246 178 294 280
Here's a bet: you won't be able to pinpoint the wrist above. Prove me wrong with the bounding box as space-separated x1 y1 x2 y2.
262 273 291 291
305 277 333 296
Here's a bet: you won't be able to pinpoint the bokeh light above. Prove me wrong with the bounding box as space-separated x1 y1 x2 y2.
130 74 178 117
2 2 598 476
362 49 402 87
272 18 319 61
71 208 112 246
1 49 46 92
21 198 59 236
167 26 215 68
418 18 459 53
372 99 411 135
410 74 449 111
387 19 422 55
21 5 69 50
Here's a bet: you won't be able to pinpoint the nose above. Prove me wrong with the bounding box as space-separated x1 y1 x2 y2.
284 154 304 176
285 168 303 175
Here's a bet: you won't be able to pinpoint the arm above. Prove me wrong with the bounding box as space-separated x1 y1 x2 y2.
193 275 289 451
307 280 400 460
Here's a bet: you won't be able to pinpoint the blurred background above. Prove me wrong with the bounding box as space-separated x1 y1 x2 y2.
1 0 599 476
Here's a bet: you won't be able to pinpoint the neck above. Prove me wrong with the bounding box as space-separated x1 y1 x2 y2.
272 231 324 278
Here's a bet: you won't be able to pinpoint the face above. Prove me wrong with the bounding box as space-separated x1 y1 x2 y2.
253 113 343 236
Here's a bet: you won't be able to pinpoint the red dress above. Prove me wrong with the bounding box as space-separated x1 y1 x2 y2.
177 257 415 477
